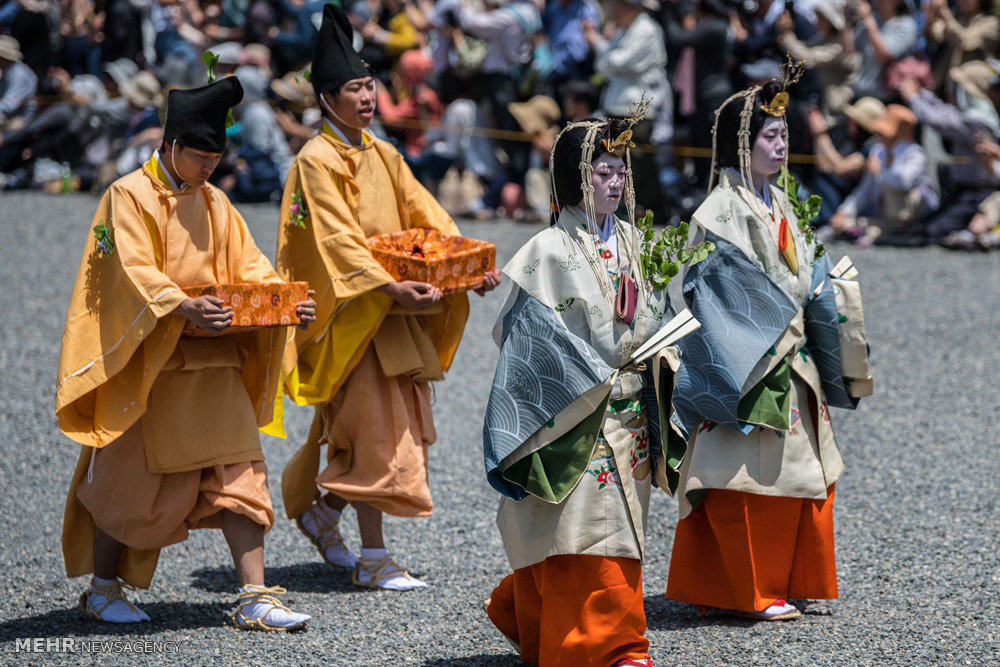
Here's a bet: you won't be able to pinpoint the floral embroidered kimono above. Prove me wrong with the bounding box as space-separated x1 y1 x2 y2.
483 207 686 666
665 170 873 613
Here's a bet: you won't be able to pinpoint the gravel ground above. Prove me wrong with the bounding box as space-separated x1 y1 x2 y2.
0 191 997 666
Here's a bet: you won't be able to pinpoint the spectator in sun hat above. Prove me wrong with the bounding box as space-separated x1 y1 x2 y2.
271 67 322 153
0 35 37 133
899 60 1000 244
102 57 140 97
115 71 166 177
506 93 562 219
831 104 939 246
0 67 111 187
809 96 887 227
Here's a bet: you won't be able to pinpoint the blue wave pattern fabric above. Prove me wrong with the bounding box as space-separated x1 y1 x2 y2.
802 253 860 410
483 287 613 500
671 237 799 438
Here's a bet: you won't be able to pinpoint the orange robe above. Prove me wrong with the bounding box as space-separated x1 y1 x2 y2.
275 125 469 519
487 555 649 667
59 157 290 588
666 485 838 612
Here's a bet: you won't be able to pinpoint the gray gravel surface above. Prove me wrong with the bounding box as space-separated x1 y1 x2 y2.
0 191 997 666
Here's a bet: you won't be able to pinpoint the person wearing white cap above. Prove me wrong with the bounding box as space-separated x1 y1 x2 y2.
0 35 37 133
102 57 140 96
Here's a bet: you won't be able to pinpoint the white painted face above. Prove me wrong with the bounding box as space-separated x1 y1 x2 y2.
750 117 788 180
590 152 626 217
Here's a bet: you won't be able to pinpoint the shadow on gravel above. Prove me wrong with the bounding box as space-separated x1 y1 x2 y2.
422 654 523 667
643 595 759 630
190 563 356 594
0 602 229 641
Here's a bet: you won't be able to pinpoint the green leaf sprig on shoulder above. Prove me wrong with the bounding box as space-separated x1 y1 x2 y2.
94 220 115 257
202 51 236 129
637 211 715 291
289 190 308 228
778 171 826 259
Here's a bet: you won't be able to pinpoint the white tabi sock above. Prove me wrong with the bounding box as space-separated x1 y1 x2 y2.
744 599 801 620
236 585 311 630
87 576 150 623
299 500 357 567
356 548 428 591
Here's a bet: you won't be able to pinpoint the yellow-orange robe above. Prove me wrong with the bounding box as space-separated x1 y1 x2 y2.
275 125 469 520
59 157 291 588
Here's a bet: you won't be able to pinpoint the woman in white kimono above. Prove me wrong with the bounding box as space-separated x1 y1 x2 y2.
664 70 873 621
481 115 702 666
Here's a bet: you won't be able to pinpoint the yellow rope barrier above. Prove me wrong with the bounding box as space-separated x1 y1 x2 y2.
29 93 981 167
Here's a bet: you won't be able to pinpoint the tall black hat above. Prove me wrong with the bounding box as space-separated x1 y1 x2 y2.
311 4 370 99
163 77 244 153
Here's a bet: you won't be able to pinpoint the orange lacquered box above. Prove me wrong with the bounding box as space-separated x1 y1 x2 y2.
181 281 309 337
367 229 496 294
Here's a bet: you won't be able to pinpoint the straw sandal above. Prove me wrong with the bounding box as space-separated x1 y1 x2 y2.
295 501 356 569
737 599 802 621
78 579 148 623
232 585 309 632
352 555 425 590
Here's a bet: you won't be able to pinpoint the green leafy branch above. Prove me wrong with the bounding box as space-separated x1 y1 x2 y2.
94 220 114 257
637 211 714 290
202 51 236 129
778 171 826 259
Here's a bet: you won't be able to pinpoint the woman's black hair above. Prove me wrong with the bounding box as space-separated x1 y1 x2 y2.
715 80 784 169
551 117 630 210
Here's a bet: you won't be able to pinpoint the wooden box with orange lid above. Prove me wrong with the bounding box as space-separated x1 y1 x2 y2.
181 281 309 336
367 229 496 294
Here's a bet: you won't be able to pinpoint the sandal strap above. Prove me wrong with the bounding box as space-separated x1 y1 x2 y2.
84 579 142 618
298 503 348 555
233 585 297 632
355 556 414 588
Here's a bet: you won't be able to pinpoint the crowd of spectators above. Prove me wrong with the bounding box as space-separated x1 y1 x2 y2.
0 0 998 249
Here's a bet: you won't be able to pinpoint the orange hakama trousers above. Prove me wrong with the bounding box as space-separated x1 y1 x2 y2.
487 554 648 667
666 485 838 612
64 422 273 589
315 346 435 518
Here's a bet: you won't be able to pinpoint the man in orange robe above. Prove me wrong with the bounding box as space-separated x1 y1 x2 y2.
58 77 316 630
274 4 498 591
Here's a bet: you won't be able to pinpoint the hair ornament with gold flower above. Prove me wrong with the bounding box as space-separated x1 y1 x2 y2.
601 93 651 157
760 57 806 118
